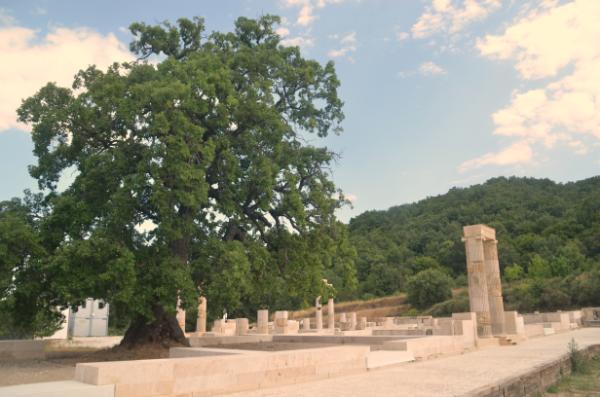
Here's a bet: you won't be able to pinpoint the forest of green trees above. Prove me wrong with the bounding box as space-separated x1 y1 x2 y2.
349 176 600 312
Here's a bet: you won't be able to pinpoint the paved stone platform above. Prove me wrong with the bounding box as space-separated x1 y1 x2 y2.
0 380 113 397
225 328 600 397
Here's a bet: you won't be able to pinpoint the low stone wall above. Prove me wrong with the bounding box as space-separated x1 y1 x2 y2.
379 335 467 358
463 344 600 397
47 336 123 350
271 334 416 345
0 340 46 361
188 334 274 347
75 345 369 397
372 329 426 336
524 323 545 338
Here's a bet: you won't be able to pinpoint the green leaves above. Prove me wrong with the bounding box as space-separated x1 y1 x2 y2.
406 268 453 310
14 15 348 334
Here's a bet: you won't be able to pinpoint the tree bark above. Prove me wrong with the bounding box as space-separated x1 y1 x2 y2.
120 304 190 348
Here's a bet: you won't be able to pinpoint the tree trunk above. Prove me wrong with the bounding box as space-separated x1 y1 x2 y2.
120 304 190 348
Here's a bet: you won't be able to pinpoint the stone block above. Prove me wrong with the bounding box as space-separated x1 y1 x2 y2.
72 345 363 397
235 318 249 336
256 310 269 334
211 320 236 336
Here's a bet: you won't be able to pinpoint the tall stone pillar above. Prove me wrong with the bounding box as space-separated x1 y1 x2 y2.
176 297 186 333
484 239 505 335
315 296 323 330
196 296 207 333
257 309 269 334
328 298 335 329
463 225 492 338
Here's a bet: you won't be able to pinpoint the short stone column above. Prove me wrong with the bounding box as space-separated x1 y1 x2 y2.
357 317 367 330
196 296 207 333
327 298 335 329
275 311 289 334
176 297 186 333
236 318 249 335
212 319 226 335
315 297 323 330
257 309 269 334
301 318 311 330
463 225 493 338
484 239 505 335
349 312 357 330
339 313 347 323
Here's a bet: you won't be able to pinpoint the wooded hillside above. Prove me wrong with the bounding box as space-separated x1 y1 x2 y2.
349 176 600 300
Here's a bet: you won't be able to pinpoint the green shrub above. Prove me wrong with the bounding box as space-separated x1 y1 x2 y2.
424 292 469 317
568 338 588 374
406 268 453 310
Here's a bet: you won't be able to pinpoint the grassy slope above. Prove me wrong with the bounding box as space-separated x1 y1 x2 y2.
289 287 468 320
547 354 600 395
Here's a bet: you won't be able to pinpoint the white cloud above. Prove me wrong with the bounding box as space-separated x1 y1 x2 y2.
419 61 446 75
275 27 290 38
396 31 409 42
411 0 501 39
297 4 316 26
458 140 534 172
282 0 346 27
316 0 346 7
345 193 358 204
0 25 133 132
281 35 315 48
463 0 600 171
328 31 357 59
568 140 588 155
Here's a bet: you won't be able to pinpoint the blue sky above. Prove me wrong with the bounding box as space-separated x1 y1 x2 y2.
1 0 598 221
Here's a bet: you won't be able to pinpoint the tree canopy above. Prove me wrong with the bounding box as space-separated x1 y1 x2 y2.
11 15 354 345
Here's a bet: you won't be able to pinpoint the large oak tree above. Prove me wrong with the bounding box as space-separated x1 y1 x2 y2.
17 15 349 346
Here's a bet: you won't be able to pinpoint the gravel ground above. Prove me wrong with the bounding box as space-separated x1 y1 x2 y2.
0 344 170 387
0 358 75 386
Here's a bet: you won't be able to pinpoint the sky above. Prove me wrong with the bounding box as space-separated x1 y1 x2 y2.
0 0 599 222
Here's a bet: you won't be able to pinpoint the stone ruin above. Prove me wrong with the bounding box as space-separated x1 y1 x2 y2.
3 223 596 397
462 224 506 337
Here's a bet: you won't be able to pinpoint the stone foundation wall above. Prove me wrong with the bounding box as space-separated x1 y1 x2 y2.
75 345 370 397
463 344 600 397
